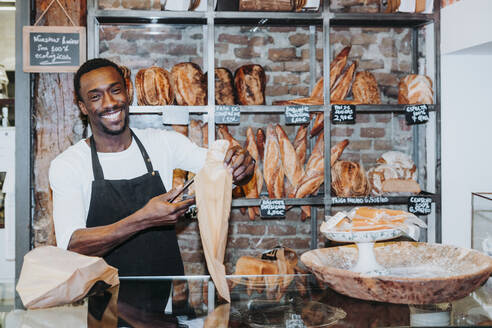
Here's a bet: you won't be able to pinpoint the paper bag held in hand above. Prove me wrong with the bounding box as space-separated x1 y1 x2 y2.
16 246 119 309
195 140 232 303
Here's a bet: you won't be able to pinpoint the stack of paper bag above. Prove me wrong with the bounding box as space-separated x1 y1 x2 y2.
16 246 119 309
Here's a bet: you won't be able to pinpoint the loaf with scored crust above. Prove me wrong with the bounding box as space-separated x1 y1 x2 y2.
135 67 174 106
171 62 207 106
352 71 381 104
398 74 434 104
234 64 266 105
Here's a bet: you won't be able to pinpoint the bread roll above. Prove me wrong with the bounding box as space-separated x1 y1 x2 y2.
215 68 235 105
352 71 381 104
135 67 174 106
234 64 266 105
331 161 371 197
171 62 207 106
398 74 434 104
119 65 134 105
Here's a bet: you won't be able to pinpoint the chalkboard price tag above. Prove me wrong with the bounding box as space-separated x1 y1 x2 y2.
408 196 432 215
260 199 286 219
215 106 240 124
331 104 356 124
285 106 310 125
162 108 190 125
405 105 429 125
23 26 86 73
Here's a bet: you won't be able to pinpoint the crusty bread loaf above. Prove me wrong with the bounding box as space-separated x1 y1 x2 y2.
135 67 174 106
352 71 381 104
382 179 421 194
330 47 351 90
171 62 207 106
398 74 434 104
331 161 371 197
119 65 134 105
309 113 324 137
331 61 357 102
234 64 266 105
214 67 235 105
368 151 418 195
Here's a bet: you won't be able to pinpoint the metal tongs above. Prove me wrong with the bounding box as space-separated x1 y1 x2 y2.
169 176 195 203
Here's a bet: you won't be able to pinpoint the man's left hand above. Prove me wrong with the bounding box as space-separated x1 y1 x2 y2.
224 145 255 186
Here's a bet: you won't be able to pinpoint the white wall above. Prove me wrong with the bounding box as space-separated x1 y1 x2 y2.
441 54 492 248
441 0 492 55
0 11 15 71
440 0 492 248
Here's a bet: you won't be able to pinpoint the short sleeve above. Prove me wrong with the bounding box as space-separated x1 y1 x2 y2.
49 157 87 250
164 131 207 173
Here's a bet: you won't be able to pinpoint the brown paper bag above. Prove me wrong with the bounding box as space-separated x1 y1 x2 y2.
195 140 232 303
16 246 120 309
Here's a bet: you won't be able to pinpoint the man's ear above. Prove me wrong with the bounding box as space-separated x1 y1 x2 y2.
78 100 88 116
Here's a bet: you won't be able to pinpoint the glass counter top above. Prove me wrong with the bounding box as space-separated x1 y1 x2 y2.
2 274 492 327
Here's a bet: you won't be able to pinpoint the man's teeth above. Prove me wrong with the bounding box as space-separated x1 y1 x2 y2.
102 110 120 119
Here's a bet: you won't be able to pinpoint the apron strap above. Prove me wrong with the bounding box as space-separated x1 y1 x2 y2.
130 130 155 174
90 130 155 181
90 136 105 180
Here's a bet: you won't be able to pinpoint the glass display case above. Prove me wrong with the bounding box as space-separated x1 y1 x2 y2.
472 192 492 257
3 275 492 327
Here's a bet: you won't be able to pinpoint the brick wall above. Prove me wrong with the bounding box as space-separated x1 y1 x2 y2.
98 23 430 275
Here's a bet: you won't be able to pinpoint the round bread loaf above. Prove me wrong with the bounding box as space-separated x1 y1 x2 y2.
171 62 207 106
135 67 174 106
234 64 266 105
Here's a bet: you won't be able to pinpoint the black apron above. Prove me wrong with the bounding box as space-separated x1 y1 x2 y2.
85 130 183 314
86 130 184 276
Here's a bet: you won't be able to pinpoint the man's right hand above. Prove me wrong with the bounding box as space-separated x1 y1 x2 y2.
139 189 195 228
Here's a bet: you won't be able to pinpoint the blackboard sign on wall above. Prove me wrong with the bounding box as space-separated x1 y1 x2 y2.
405 104 429 125
215 105 241 124
331 104 356 124
408 196 432 215
23 26 86 73
285 105 310 124
260 199 286 219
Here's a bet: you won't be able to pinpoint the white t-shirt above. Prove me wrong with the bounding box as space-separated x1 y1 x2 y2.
49 128 207 250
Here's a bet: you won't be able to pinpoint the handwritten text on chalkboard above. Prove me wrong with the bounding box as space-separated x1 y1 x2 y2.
260 199 286 218
23 26 86 73
405 105 429 125
285 106 310 124
215 105 240 124
331 104 356 124
408 196 432 215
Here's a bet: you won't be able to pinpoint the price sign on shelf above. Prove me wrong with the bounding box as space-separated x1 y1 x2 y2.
331 104 356 124
405 104 429 125
285 105 310 125
215 105 240 124
408 196 432 215
260 199 286 219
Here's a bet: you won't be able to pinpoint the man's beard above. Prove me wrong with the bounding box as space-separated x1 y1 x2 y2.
101 111 129 135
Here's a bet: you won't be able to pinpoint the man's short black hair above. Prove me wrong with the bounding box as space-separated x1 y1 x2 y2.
74 58 125 102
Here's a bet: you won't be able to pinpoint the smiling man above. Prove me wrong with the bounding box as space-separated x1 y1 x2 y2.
49 58 254 279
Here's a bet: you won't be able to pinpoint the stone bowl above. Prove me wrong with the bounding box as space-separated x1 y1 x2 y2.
300 242 492 304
